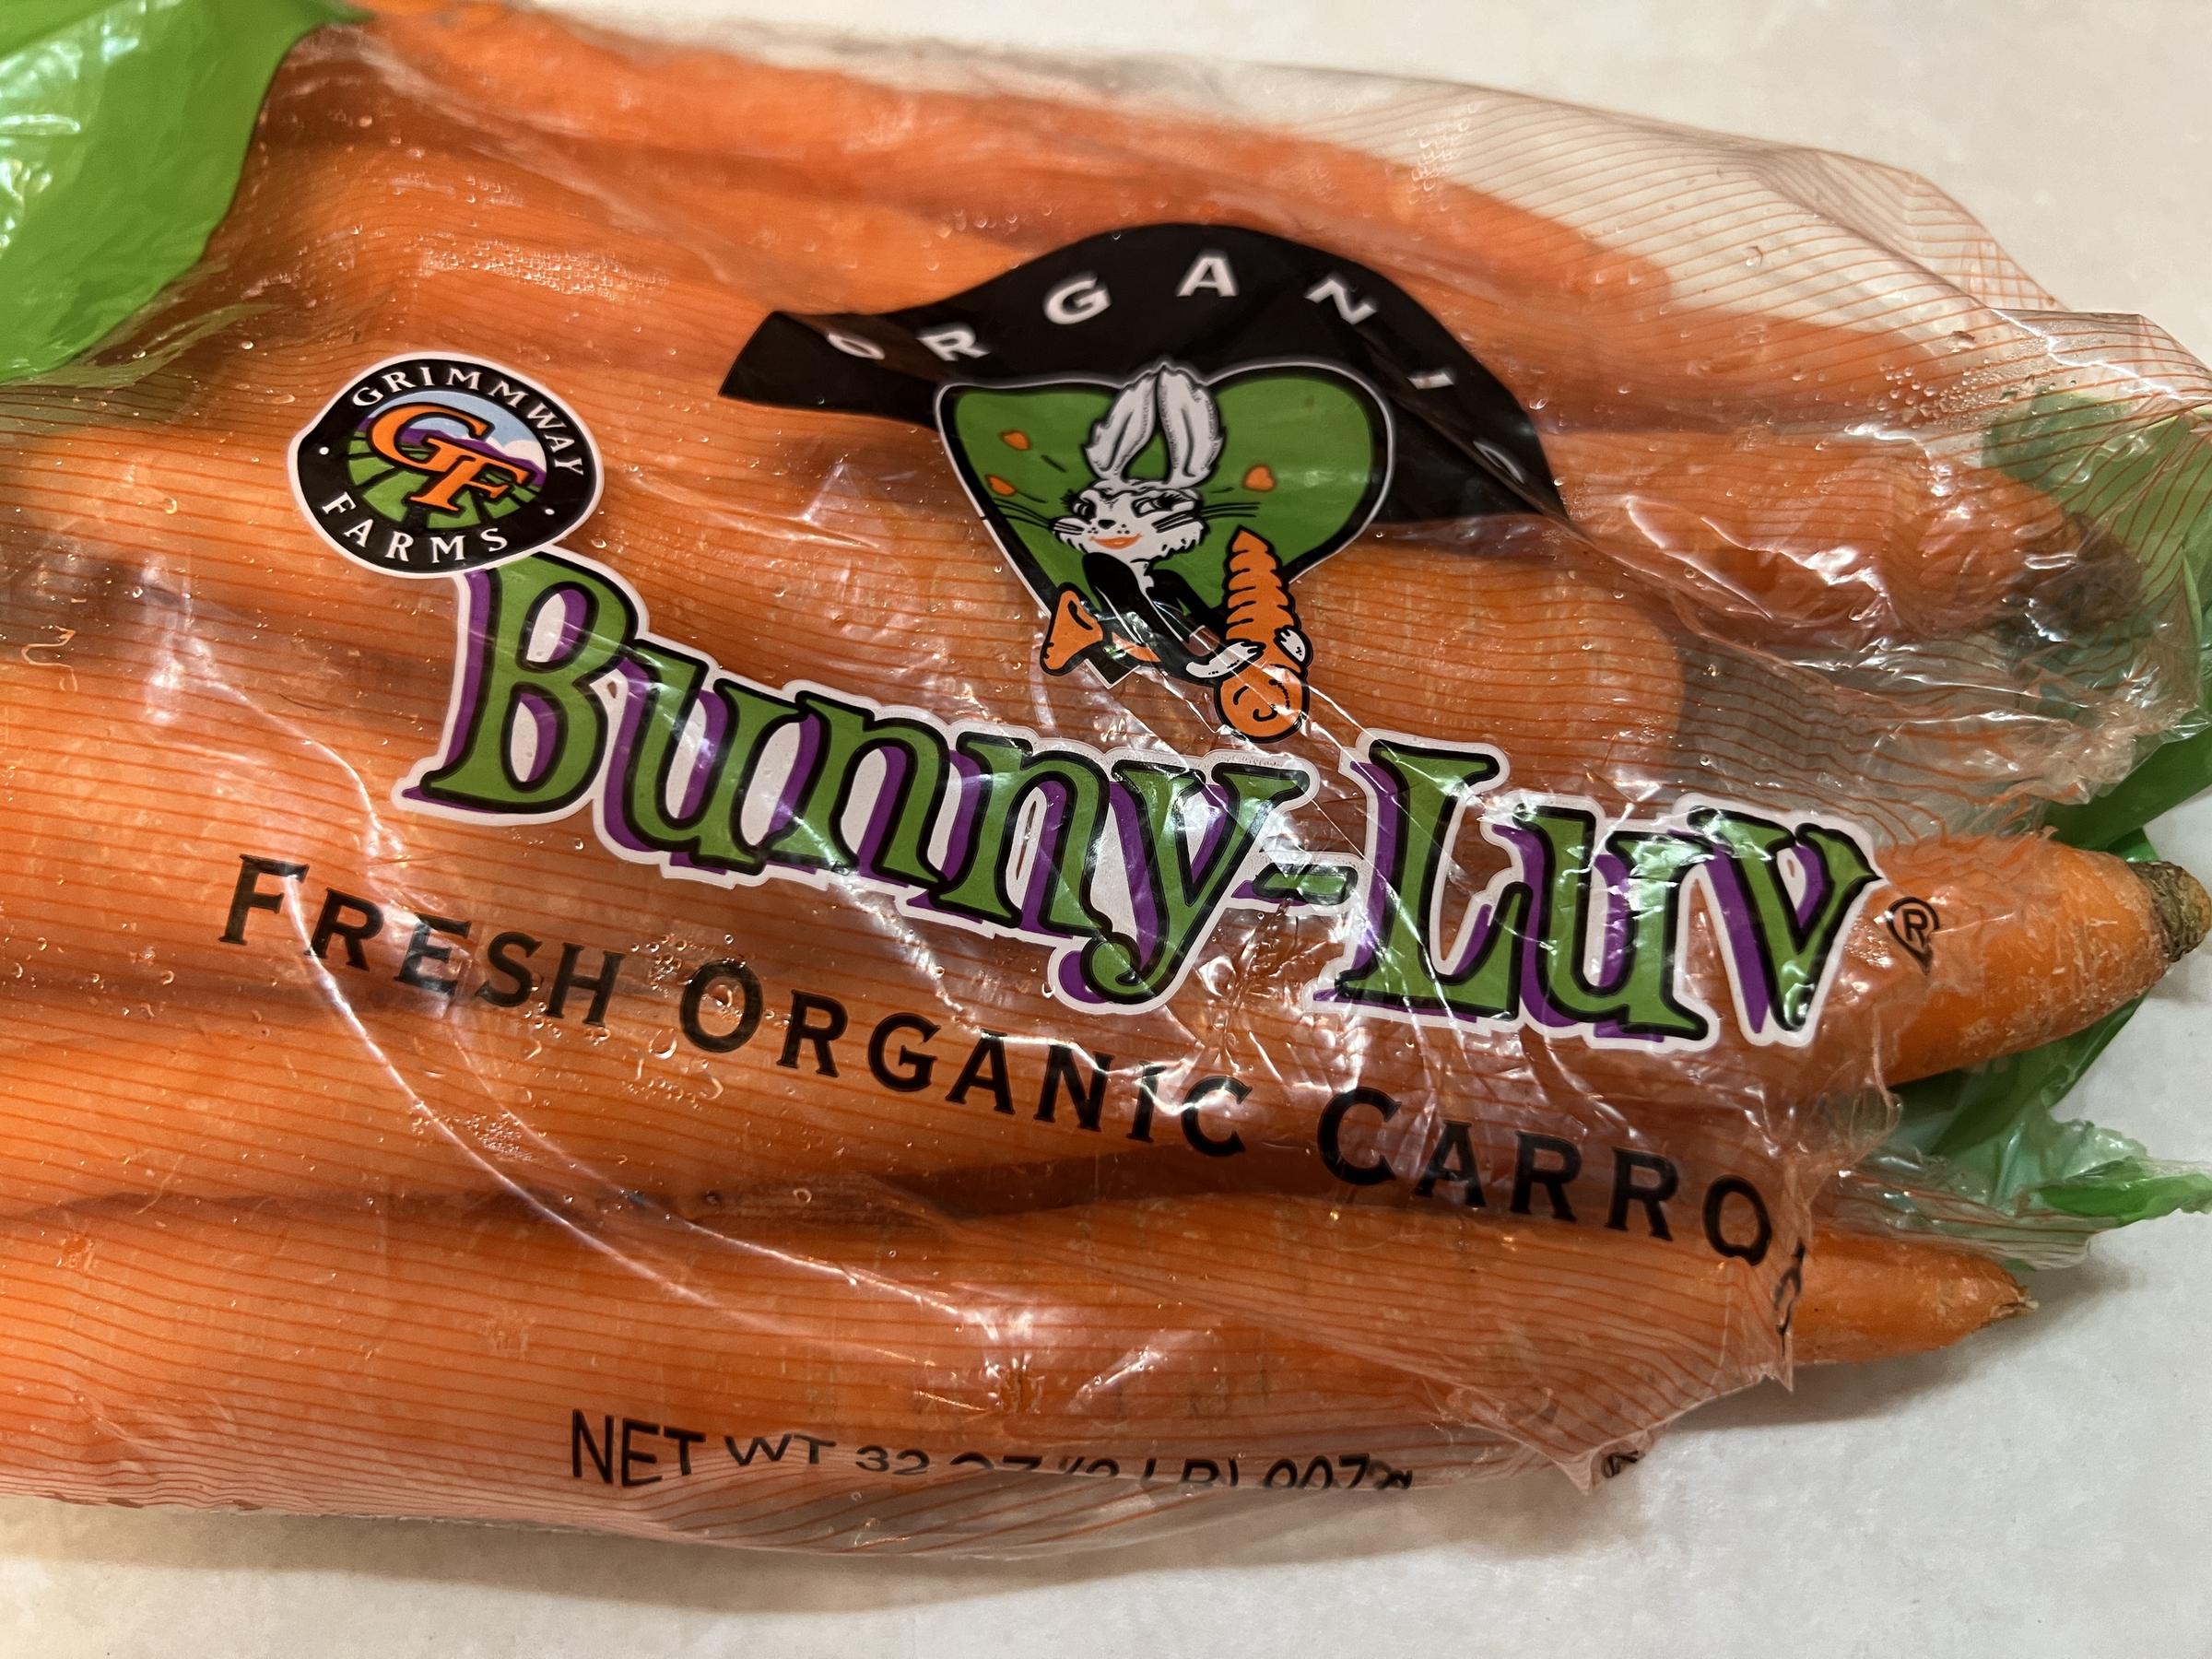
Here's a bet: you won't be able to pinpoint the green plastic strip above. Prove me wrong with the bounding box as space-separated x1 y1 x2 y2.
1870 397 2212 1242
0 0 353 386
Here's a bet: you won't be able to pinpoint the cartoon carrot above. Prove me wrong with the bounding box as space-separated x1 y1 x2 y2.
1213 529 1311 742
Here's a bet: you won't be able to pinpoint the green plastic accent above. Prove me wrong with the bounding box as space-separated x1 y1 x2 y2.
1989 393 2212 847
0 0 353 387
2045 725 2212 850
1867 405 2212 1244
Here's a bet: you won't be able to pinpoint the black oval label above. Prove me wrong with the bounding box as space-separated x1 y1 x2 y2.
720 222 1559 736
289 354 601 578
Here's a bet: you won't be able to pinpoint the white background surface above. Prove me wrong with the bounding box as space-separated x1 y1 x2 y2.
4 2 2207 1653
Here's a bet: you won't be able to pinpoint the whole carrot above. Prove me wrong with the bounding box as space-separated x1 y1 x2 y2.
1545 428 2095 644
350 3 2158 435
1841 835 2212 1084
0 1188 2020 1545
893 1154 2036 1371
0 1194 1517 1541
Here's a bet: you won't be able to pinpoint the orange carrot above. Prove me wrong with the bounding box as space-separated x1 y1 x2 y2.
891 1158 2035 1372
1794 1229 2030 1365
1842 836 2211 1084
1546 428 2096 643
0 1186 2017 1545
0 619 2200 1218
0 1194 1524 1542
349 4 2102 433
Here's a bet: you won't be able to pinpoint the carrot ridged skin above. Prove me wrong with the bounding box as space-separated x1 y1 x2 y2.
1861 837 2210 1083
351 5 2070 441
0 1188 2021 1544
1794 1228 2030 1365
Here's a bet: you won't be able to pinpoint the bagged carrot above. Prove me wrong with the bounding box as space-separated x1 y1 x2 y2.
0 0 2205 1556
0 1188 2023 1548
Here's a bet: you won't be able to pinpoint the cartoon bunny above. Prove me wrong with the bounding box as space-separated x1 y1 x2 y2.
1039 362 1312 741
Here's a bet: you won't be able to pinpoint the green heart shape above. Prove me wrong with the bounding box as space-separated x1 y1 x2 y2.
941 366 1387 618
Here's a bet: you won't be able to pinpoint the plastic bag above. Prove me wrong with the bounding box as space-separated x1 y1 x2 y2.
0 0 2205 1554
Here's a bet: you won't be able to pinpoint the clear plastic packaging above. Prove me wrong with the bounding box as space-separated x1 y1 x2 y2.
0 0 2205 1554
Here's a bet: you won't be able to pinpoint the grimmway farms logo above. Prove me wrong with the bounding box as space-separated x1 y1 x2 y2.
290 353 601 576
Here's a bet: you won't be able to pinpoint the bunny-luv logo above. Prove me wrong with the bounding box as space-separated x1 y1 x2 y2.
722 223 1562 744
941 359 1382 742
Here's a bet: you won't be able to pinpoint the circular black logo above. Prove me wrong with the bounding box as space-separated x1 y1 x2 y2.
290 353 601 578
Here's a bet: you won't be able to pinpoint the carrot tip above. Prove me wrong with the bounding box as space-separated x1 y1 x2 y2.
2137 861 2212 962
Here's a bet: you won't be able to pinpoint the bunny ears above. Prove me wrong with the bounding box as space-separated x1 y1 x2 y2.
1083 362 1224 489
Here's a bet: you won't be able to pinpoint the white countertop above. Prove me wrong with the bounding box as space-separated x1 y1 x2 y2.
3 2 2206 1653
